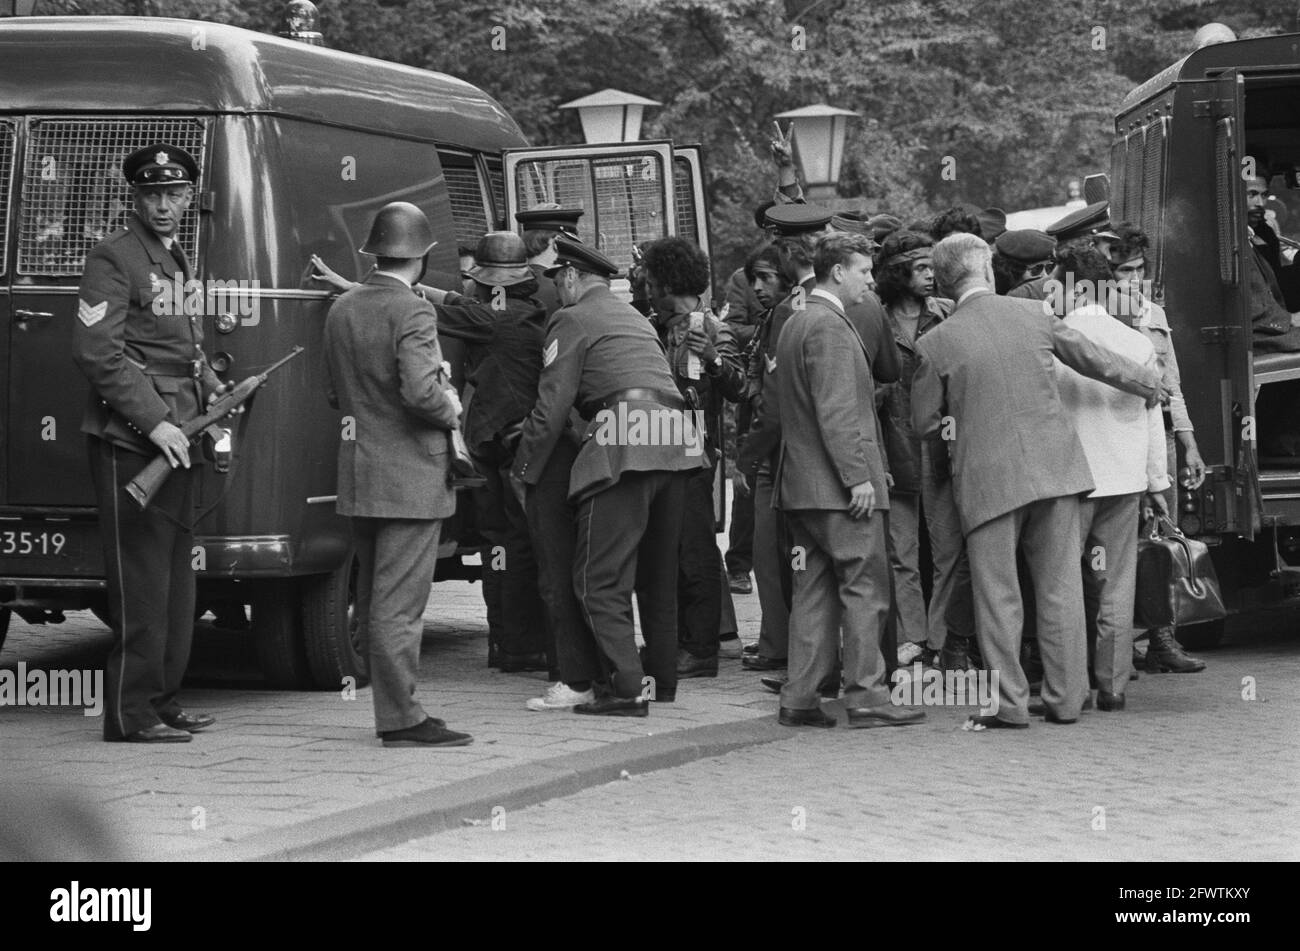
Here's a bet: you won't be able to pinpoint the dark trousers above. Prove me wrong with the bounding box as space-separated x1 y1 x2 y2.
753 465 791 660
725 473 754 575
574 470 687 697
352 516 442 732
88 436 196 740
679 464 723 659
781 509 892 711
474 440 546 658
526 437 603 685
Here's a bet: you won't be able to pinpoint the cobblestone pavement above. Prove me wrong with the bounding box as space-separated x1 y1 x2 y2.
366 608 1300 861
0 568 769 860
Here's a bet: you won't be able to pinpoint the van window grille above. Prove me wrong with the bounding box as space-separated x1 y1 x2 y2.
0 120 15 277
442 164 489 248
1215 117 1237 286
1141 117 1168 286
1123 128 1144 222
486 160 505 226
1108 138 1127 222
512 153 669 272
673 156 698 242
18 117 207 276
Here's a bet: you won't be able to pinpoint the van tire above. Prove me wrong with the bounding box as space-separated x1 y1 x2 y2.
0 607 10 655
251 579 313 689
1175 618 1225 651
301 553 368 691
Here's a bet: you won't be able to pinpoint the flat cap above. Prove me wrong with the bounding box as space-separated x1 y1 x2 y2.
764 203 832 236
1046 200 1118 243
995 229 1055 264
123 144 198 187
542 237 621 279
866 213 904 242
978 207 1007 242
515 204 585 239
830 211 872 236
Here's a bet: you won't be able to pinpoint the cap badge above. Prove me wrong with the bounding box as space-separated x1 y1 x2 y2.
155 151 170 166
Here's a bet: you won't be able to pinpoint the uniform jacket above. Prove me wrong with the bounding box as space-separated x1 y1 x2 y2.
513 283 707 502
772 290 891 512
72 214 221 455
911 289 1162 534
323 272 460 520
1007 274 1049 301
878 296 952 493
529 263 563 320
435 289 546 453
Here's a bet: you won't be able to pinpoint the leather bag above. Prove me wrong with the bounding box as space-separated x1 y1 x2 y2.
1134 515 1227 628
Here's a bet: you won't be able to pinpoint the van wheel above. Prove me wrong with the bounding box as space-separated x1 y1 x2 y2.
301 553 368 690
250 579 313 689
0 607 10 655
1175 618 1225 651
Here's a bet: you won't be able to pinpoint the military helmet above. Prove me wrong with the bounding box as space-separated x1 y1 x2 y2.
360 202 437 258
467 231 532 286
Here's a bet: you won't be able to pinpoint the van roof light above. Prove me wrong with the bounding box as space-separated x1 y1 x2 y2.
1193 23 1236 49
277 0 325 47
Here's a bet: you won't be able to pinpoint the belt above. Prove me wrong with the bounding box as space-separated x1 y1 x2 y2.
144 359 203 379
580 387 687 420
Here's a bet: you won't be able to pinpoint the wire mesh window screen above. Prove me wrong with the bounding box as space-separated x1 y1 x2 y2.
673 156 697 242
442 163 489 247
1109 138 1128 222
512 152 668 271
0 121 15 277
486 161 505 226
18 117 207 276
1140 118 1168 286
1123 129 1145 221
1215 118 1237 285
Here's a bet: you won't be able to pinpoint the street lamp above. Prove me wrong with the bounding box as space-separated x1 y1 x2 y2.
774 103 859 202
558 89 662 144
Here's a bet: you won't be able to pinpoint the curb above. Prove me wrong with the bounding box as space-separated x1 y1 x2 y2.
190 714 788 861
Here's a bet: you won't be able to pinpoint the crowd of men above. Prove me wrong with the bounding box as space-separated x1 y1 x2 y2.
74 137 1219 747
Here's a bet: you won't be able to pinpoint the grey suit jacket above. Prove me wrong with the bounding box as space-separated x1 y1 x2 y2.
773 292 890 512
911 289 1161 534
323 273 460 519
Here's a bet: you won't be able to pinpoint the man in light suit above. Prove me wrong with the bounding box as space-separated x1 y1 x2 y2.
912 234 1167 727
771 232 925 729
323 202 472 748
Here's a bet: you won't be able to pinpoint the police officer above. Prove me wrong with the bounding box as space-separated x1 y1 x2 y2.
993 229 1055 297
1010 200 1119 303
516 205 584 320
73 144 223 743
512 239 706 716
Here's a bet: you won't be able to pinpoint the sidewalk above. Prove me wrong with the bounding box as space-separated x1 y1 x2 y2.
1 575 777 861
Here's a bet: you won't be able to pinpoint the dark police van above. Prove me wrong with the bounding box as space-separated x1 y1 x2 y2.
0 15 711 686
1110 30 1300 645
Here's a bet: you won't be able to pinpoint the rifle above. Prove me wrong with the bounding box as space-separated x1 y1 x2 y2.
125 346 304 510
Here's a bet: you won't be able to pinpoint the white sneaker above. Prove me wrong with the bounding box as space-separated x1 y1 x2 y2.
717 638 744 659
526 682 595 711
897 642 925 666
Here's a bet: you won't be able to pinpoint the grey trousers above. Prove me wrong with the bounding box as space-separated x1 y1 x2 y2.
1079 493 1140 696
966 496 1089 724
888 491 928 647
920 441 974 650
352 517 442 733
780 509 892 711
753 465 791 660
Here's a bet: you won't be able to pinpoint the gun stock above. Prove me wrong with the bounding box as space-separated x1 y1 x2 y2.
123 346 303 510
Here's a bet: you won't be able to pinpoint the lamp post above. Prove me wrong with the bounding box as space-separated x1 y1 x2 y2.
773 104 859 202
558 89 662 144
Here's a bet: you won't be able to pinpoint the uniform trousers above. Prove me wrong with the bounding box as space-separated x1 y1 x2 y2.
965 496 1089 724
780 509 892 711
920 441 974 650
352 516 441 733
88 436 197 740
678 464 723 659
1079 493 1140 696
526 437 604 685
574 469 687 698
752 465 791 660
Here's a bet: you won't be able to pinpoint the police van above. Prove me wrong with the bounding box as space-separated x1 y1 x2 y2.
0 14 712 686
1109 30 1300 645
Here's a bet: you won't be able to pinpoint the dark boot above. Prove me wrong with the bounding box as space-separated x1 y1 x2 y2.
1145 626 1206 673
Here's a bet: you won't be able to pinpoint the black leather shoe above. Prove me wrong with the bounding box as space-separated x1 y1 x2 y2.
574 695 649 717
743 654 787 671
846 705 926 728
778 706 836 728
381 717 474 747
1097 690 1126 711
117 723 192 743
497 651 549 673
743 642 759 655
158 710 215 732
676 649 718 679
966 715 1028 730
727 572 753 594
760 675 785 694
1044 710 1077 724
1030 694 1093 716
654 687 676 703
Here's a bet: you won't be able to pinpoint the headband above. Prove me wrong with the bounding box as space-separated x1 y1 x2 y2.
879 247 931 269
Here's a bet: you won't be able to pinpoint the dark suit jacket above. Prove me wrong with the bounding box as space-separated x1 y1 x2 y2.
73 214 220 454
323 273 460 519
911 288 1161 534
772 291 890 512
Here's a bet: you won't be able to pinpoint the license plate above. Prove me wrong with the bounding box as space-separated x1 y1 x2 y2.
0 527 78 558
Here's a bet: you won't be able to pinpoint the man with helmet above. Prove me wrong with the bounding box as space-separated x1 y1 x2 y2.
73 143 227 744
323 201 473 747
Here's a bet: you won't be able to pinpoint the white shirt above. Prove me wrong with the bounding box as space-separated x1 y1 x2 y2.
374 269 412 288
809 287 843 310
1054 303 1170 497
